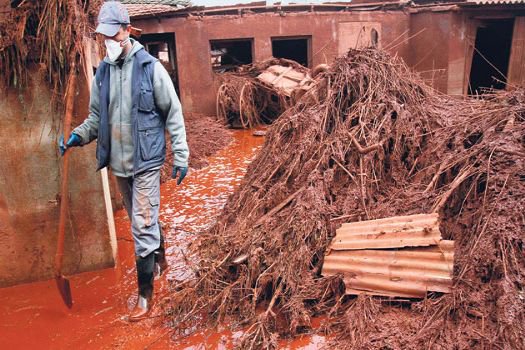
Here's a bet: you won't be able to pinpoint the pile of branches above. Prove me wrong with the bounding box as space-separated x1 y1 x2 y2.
0 0 101 92
167 49 525 349
216 58 309 129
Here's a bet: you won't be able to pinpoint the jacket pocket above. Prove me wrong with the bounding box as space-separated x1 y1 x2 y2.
139 127 164 161
138 89 154 112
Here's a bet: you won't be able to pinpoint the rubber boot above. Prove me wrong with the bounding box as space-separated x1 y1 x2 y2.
129 253 155 322
154 223 168 278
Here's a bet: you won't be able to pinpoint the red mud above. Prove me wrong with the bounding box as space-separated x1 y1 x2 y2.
169 50 525 349
161 113 233 183
0 130 324 349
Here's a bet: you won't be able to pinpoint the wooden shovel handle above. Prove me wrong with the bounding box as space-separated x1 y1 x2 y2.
55 62 77 275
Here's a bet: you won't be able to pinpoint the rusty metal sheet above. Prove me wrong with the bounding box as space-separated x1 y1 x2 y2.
330 213 441 250
465 0 525 4
322 241 454 298
257 65 310 96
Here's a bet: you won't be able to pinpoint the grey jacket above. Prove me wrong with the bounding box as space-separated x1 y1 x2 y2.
73 39 189 177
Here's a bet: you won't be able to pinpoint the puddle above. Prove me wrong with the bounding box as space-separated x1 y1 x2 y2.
0 130 325 349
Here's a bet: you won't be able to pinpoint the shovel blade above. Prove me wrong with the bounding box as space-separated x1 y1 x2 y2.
55 275 73 308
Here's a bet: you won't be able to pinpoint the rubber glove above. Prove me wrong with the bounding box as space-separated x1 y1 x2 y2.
172 166 188 185
59 133 81 156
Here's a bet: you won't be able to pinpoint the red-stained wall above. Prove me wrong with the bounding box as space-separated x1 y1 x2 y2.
132 8 525 115
0 67 114 287
133 10 411 115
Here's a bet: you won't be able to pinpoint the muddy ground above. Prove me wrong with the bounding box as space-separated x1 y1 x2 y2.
161 113 233 183
0 131 324 349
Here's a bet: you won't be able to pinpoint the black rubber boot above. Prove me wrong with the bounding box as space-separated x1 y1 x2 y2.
129 253 155 322
154 223 168 277
137 253 155 299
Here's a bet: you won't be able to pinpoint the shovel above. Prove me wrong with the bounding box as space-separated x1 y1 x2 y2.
55 64 77 309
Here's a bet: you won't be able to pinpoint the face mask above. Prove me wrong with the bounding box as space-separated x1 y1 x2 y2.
104 37 129 62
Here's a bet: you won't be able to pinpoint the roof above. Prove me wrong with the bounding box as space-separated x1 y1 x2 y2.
463 0 525 4
127 0 407 19
125 3 180 17
121 0 189 5
121 0 189 17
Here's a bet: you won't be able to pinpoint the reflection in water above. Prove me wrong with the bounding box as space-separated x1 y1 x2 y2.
0 130 325 349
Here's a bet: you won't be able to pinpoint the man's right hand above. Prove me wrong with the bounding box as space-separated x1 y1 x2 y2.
59 133 81 156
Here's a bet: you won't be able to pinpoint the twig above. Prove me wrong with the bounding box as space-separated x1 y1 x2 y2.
331 156 356 182
254 187 304 228
350 134 382 154
432 168 473 213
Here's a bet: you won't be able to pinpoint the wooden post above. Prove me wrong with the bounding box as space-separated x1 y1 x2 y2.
83 38 118 263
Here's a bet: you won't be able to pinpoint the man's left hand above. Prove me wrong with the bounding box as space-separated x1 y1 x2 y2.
172 166 188 185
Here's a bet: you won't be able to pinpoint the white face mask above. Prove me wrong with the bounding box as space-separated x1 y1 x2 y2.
104 37 129 62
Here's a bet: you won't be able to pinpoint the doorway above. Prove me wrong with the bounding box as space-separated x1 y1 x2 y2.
468 19 514 94
140 33 180 95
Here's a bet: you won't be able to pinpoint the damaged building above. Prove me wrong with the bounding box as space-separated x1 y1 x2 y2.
125 0 525 115
0 0 524 348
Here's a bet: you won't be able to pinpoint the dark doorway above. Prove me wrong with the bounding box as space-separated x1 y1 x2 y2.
140 33 180 95
468 19 514 94
210 39 253 72
271 36 310 67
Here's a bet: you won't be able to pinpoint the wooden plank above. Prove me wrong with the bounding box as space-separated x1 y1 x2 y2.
508 17 525 87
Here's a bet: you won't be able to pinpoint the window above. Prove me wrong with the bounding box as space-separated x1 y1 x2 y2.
210 39 253 72
271 36 311 67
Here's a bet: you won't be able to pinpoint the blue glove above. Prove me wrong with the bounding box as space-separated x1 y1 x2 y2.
59 133 81 156
172 166 188 185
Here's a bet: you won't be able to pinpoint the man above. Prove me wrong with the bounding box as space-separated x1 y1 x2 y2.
59 1 189 321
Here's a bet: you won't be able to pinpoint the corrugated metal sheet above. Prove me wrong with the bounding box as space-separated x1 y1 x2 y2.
465 0 525 4
323 241 454 297
257 65 312 96
330 213 441 250
322 213 454 298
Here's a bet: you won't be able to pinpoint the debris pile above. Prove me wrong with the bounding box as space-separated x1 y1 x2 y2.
215 58 313 128
322 213 454 298
0 0 102 91
168 48 524 349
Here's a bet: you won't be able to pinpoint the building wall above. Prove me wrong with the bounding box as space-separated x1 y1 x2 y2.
0 67 114 287
409 8 525 96
408 9 475 96
134 7 525 116
133 10 411 115
408 10 454 94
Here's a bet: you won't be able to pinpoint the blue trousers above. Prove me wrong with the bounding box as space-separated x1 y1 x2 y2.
116 170 161 258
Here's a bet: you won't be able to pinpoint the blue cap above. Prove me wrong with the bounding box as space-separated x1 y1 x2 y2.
95 1 130 37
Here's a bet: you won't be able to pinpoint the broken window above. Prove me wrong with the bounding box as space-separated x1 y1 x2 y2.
271 36 311 67
210 39 253 72
468 19 514 94
140 33 180 94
